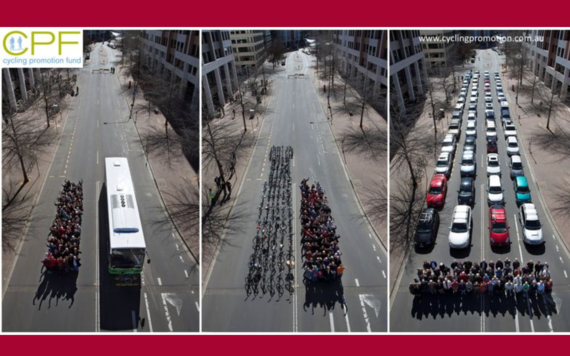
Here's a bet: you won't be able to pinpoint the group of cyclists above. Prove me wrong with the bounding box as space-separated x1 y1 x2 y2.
409 258 554 298
300 179 345 284
41 180 83 274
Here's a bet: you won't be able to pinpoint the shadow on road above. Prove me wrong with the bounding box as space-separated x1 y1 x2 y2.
410 291 557 320
33 272 79 310
97 183 143 331
303 280 347 316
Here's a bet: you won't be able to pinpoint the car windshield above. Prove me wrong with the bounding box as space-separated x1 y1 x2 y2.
512 162 522 169
442 141 452 147
488 159 499 167
508 142 518 148
463 159 473 165
459 189 472 197
417 221 432 233
517 185 530 194
487 127 496 132
489 186 502 193
492 221 508 233
525 219 541 230
437 160 448 167
452 222 468 233
429 186 442 194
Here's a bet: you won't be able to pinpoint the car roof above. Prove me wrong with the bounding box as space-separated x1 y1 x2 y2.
420 208 436 222
515 176 528 186
462 151 474 159
438 152 449 160
431 174 445 186
460 177 473 188
490 206 507 222
507 136 518 143
511 155 521 163
489 175 501 185
444 134 454 141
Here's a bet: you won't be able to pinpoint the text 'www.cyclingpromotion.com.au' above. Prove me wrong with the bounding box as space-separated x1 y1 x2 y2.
419 34 544 44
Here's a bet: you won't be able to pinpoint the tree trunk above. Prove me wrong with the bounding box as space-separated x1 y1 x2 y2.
9 117 29 184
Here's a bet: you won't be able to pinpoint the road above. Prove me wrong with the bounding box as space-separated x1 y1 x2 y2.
391 48 570 332
2 43 199 332
203 50 387 332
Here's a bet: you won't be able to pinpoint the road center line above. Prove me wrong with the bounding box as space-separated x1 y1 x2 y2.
329 313 335 332
144 293 154 332
161 293 174 332
355 278 360 287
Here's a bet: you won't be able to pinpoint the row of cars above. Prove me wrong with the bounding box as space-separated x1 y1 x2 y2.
416 70 544 250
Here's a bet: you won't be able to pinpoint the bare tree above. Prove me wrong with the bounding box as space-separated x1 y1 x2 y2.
362 178 388 227
390 178 426 249
266 38 286 69
550 183 570 220
532 126 570 159
341 124 387 162
2 179 34 251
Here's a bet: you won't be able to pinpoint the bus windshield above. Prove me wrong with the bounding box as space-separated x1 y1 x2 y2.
110 248 145 269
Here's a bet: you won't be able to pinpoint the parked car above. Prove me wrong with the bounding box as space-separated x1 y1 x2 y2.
519 204 544 244
489 205 510 247
487 175 504 205
486 120 497 137
460 151 476 177
449 205 472 249
414 208 440 248
458 177 475 206
464 136 476 153
510 155 524 179
465 121 477 138
506 136 520 156
514 176 532 205
441 134 456 156
426 174 447 208
448 119 461 136
435 152 453 177
487 136 498 153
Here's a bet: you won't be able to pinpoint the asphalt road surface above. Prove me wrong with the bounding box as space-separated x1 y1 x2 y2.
391 48 570 332
203 50 387 332
2 43 199 332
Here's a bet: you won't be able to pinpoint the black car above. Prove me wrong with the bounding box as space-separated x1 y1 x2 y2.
458 177 475 206
414 208 439 247
464 136 476 153
487 136 498 153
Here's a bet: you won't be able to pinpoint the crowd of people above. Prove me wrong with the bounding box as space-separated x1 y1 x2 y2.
41 180 83 274
409 259 554 298
300 179 345 283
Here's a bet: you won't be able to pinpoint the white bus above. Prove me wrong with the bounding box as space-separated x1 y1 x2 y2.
105 157 146 274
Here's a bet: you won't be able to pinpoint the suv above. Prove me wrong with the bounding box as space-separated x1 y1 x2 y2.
426 174 447 208
449 205 472 249
458 177 475 206
487 175 504 205
506 136 520 156
510 155 524 178
435 152 453 177
514 176 532 205
414 208 440 248
448 119 461 136
519 204 544 244
460 151 476 177
489 205 510 247
441 134 456 156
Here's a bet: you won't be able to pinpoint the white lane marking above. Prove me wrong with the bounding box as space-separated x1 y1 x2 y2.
560 257 564 264
158 277 162 286
292 183 299 333
175 243 179 251
131 310 138 332
556 245 560 252
480 185 485 260
564 271 568 278
530 319 535 332
144 292 154 332
553 234 556 240
368 233 372 239
358 295 372 332
161 293 174 332
195 302 200 312
344 313 351 333
515 312 520 332
184 270 189 278
376 256 382 263
547 316 554 332
373 244 377 251
513 214 524 262
382 270 387 279
329 313 335 333
355 278 360 287
95 181 100 332
179 256 184 263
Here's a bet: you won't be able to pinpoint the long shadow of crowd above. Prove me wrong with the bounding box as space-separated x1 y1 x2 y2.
409 259 558 320
34 180 83 309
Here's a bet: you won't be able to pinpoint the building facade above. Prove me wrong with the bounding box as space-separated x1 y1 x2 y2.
390 30 429 114
272 30 303 49
334 30 388 108
229 30 270 75
140 30 200 109
419 30 457 75
2 68 40 113
202 30 239 117
524 29 570 101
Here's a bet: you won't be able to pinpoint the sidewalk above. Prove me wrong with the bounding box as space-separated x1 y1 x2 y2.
2 95 72 292
116 68 200 261
307 53 388 248
500 61 570 252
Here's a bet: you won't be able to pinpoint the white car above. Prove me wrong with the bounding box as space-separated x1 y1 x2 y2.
520 204 544 244
441 134 456 155
506 136 520 156
485 83 491 89
485 102 494 109
470 96 478 104
504 123 517 138
471 90 478 97
460 151 476 176
458 96 466 104
449 119 461 136
466 121 477 137
486 121 497 137
487 175 504 205
468 112 477 121
497 93 505 101
487 153 501 176
485 94 493 102
435 152 453 177
449 205 472 249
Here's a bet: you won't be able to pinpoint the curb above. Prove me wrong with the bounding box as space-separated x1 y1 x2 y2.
115 71 199 265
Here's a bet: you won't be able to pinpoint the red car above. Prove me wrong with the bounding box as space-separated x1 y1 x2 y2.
426 174 447 208
489 205 510 246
